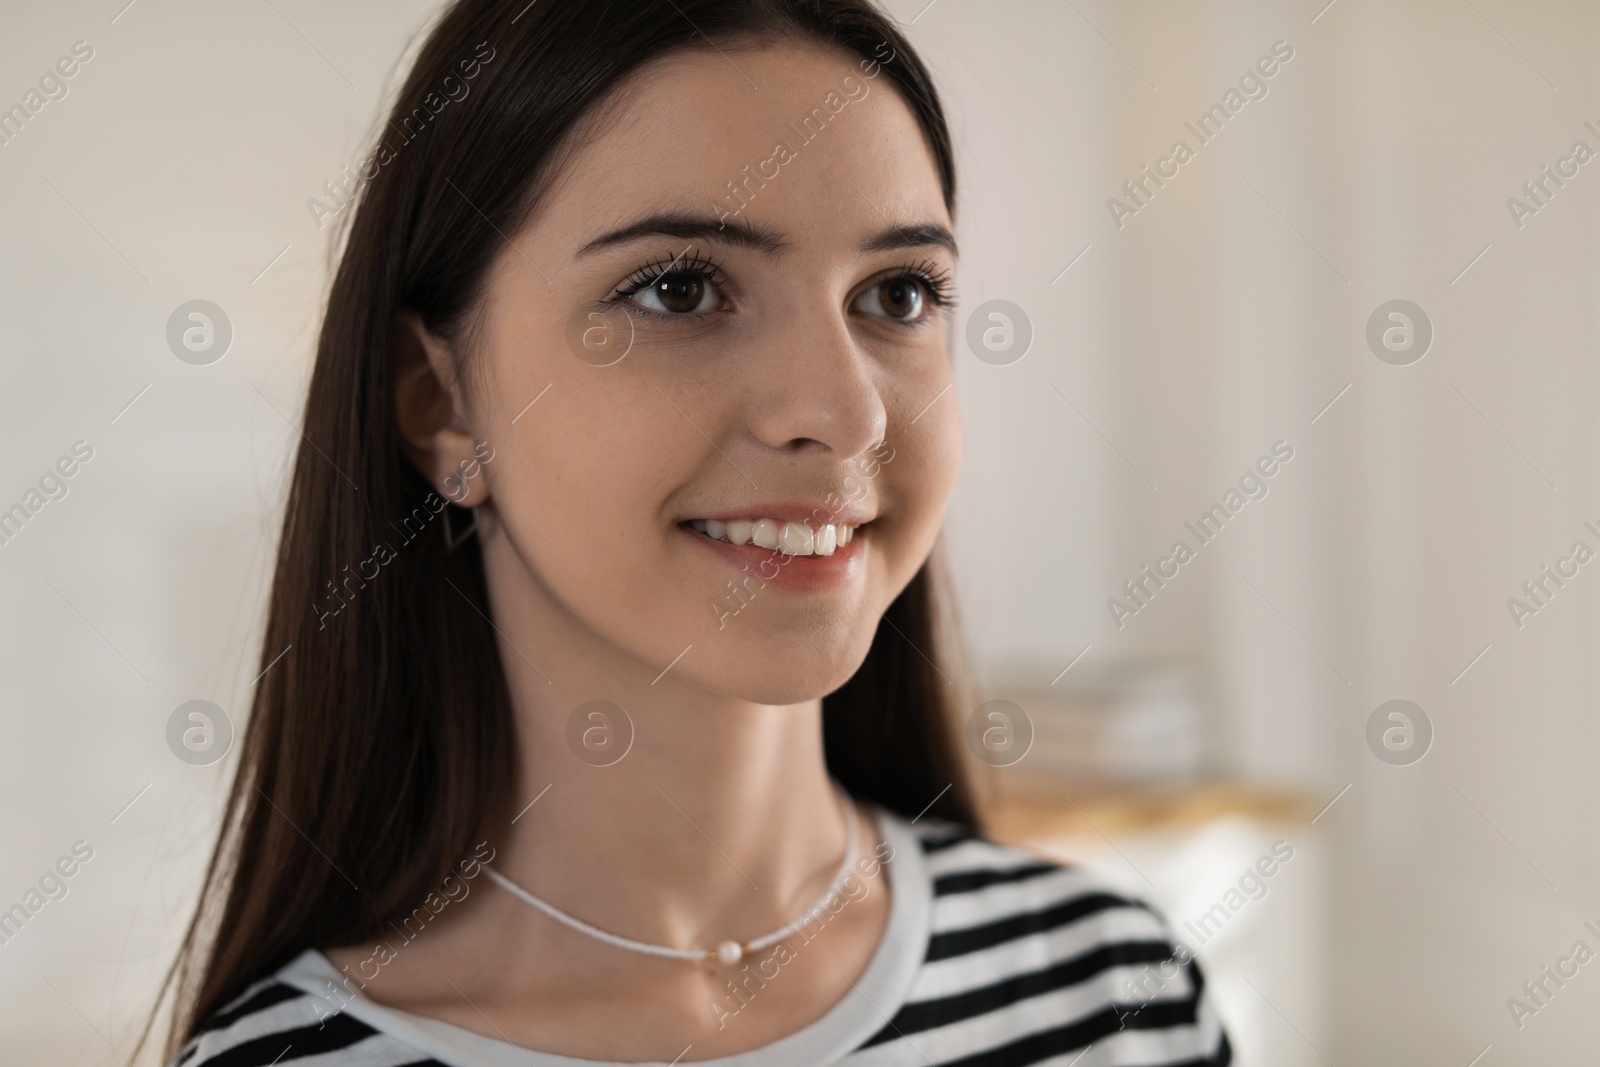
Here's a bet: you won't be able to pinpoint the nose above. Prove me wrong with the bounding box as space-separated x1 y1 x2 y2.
746 307 888 460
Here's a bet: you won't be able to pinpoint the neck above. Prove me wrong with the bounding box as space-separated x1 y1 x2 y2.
478 527 853 952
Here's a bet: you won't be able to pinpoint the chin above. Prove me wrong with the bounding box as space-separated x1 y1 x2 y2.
684 622 878 707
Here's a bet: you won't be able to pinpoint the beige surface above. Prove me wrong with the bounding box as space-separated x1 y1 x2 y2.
982 784 1310 842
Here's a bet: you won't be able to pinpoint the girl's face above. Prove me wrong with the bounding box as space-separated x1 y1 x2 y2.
434 40 960 706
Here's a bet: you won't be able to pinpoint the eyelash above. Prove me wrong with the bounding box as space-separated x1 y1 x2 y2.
611 251 729 305
892 258 957 310
605 250 956 322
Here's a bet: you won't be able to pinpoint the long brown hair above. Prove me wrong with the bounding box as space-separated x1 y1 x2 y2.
151 0 974 1058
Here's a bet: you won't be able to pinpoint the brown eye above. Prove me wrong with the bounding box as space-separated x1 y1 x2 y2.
856 277 926 321
654 274 705 313
631 271 718 315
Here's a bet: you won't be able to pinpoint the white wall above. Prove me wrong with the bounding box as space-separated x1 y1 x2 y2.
941 2 1600 1063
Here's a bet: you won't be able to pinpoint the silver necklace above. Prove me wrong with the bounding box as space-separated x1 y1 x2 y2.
483 789 859 965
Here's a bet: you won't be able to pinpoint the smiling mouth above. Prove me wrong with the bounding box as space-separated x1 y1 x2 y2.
682 517 861 557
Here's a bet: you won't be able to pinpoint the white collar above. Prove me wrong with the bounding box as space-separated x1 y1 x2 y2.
274 804 929 1067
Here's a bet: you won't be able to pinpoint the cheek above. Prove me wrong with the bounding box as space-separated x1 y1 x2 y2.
478 343 742 651
495 394 680 580
848 370 959 611
476 297 671 532
922 395 963 499
888 373 962 528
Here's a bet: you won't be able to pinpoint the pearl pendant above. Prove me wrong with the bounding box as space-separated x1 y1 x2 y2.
715 939 743 965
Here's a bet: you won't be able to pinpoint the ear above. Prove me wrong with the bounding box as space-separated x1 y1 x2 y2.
393 310 489 508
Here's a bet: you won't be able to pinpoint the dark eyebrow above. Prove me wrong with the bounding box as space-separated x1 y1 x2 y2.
576 212 959 260
577 213 788 257
860 223 958 258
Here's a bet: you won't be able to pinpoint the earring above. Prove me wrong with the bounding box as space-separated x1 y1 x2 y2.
442 503 480 552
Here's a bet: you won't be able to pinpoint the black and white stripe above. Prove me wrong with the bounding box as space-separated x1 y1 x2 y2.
171 974 447 1067
171 820 1229 1066
847 821 1230 1066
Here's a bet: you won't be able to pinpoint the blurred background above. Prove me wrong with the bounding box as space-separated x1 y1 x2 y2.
1 0 1596 1063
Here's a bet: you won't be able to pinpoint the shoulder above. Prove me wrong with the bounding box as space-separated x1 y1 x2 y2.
866 816 1232 1065
907 817 1178 953
167 970 446 1067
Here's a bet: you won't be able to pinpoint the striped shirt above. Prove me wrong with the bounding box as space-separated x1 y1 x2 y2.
172 810 1230 1066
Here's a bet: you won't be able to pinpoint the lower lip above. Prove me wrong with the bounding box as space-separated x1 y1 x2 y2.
680 524 866 593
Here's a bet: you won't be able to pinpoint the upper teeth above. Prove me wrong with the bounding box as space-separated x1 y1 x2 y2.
688 518 857 556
